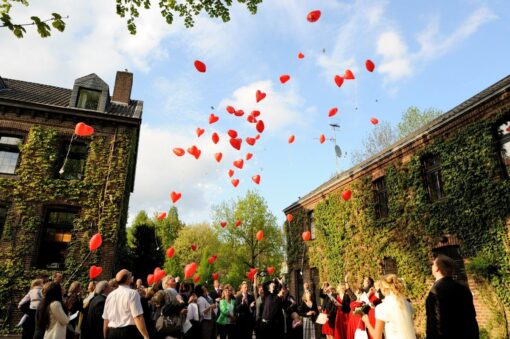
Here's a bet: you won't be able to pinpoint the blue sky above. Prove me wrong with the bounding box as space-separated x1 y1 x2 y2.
1 0 509 225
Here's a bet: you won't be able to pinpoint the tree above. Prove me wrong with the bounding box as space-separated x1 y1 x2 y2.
212 190 284 287
154 206 184 250
397 106 442 138
1 0 262 38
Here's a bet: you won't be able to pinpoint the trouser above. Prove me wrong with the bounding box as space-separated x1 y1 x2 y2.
107 325 142 339
218 324 233 339
200 319 214 339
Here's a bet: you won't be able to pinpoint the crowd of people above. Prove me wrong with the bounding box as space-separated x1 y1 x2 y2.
17 254 480 339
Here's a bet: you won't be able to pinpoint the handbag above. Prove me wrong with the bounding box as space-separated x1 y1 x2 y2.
354 318 368 339
315 312 328 325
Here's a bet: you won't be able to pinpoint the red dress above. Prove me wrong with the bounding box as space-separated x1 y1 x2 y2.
346 301 365 339
322 310 335 335
334 295 349 339
367 293 381 339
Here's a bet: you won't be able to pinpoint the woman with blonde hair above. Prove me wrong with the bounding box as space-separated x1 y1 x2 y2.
298 289 318 339
361 274 416 339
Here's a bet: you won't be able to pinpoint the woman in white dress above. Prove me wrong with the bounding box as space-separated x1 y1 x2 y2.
361 274 416 339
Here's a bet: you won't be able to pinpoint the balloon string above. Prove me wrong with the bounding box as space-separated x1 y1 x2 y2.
59 133 76 175
64 251 92 287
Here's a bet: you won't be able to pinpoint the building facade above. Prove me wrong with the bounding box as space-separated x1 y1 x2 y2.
0 71 142 328
284 75 510 337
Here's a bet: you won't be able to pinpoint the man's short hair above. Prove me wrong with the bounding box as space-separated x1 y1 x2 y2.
95 281 109 294
435 254 455 277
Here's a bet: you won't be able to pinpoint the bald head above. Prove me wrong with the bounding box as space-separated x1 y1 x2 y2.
115 269 132 285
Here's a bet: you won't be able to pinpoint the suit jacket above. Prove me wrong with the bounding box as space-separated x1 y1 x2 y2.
209 288 222 303
235 293 255 326
83 294 106 339
426 277 479 339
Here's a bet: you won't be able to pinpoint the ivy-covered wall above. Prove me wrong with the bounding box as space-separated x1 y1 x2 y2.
0 123 138 329
286 117 510 335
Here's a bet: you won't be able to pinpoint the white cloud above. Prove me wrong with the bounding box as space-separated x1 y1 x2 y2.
376 31 413 81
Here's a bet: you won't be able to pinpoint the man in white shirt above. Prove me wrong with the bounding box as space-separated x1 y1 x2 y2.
102 269 149 339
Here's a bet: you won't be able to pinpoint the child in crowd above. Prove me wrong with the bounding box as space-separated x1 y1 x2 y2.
291 312 303 339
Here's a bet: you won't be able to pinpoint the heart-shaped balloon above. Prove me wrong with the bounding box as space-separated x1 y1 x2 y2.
212 273 219 280
256 120 265 133
166 247 175 258
228 130 238 138
147 274 155 285
171 191 182 204
252 175 261 185
233 159 244 169
230 138 242 150
193 275 201 283
191 244 197 251
288 135 295 144
334 75 344 87
194 60 206 73
320 134 326 144
196 128 205 137
187 145 199 157
307 10 321 22
215 152 223 163
212 132 220 144
231 178 240 187
184 262 198 279
247 115 257 123
89 265 102 279
89 233 102 251
209 114 219 124
235 220 242 227
256 90 266 103
302 231 311 241
280 75 290 84
246 137 256 146
173 148 185 156
208 256 216 265
256 230 264 241
365 59 375 72
344 69 355 80
246 153 253 160
255 134 261 140
228 169 234 177
342 190 352 201
234 110 245 117
298 52 305 59
329 107 338 117
287 214 294 222
155 269 166 282
157 212 167 221
75 122 94 137
251 110 261 118
370 117 379 125
267 266 275 275
226 106 236 114
220 221 227 228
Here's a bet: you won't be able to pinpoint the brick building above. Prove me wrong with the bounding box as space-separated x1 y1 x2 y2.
283 75 510 336
0 71 142 327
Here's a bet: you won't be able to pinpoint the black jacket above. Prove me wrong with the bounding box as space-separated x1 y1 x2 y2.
425 277 479 339
82 294 106 339
235 292 255 326
319 289 337 329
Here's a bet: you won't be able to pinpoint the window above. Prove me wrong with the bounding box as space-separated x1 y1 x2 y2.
498 120 510 177
56 142 88 180
422 155 445 201
308 211 316 240
76 88 101 110
38 208 79 268
382 257 398 275
0 135 23 174
0 204 8 238
373 177 388 219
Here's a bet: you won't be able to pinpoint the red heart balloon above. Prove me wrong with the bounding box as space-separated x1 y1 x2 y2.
75 122 94 137
166 247 175 258
234 109 245 117
307 10 321 22
235 220 242 227
193 275 201 283
196 128 205 137
252 175 261 185
280 75 290 84
157 212 167 221
89 265 102 279
256 90 266 103
298 52 305 59
212 132 220 144
228 169 234 177
194 149 201 159
226 105 236 114
228 130 238 138
220 221 227 228
230 138 242 150
247 115 257 123
342 190 352 201
231 178 240 187
246 153 253 160
370 117 379 125
246 137 256 146
344 69 355 80
89 233 102 251
194 60 206 73
287 214 294 222
155 269 166 282
320 134 326 144
267 267 275 275
251 110 261 118
288 135 295 144
209 114 219 124
302 231 311 241
173 148 185 156
256 120 265 133
184 262 198 279
187 145 200 157
329 107 338 117
365 59 375 72
334 75 344 87
208 256 216 265
255 134 261 140
147 274 154 285
256 230 264 241
233 159 244 169
215 152 223 163
191 244 197 251
171 191 182 204
212 273 219 280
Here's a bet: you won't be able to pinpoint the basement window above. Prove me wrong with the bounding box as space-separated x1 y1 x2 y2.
373 177 388 219
77 88 101 110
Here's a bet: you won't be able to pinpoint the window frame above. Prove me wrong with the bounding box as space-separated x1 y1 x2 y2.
76 87 101 110
372 177 389 219
496 119 510 178
0 133 24 175
382 256 398 275
0 202 9 239
421 154 445 202
55 139 89 180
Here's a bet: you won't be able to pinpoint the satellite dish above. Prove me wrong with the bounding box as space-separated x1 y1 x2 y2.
335 145 342 158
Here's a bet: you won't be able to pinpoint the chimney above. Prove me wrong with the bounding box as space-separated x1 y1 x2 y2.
112 71 133 105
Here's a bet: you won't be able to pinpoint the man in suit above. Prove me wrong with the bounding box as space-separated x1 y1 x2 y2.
235 281 256 339
426 254 479 339
82 280 111 339
209 279 222 303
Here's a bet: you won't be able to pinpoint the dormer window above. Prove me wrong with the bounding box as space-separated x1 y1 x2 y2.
77 88 101 110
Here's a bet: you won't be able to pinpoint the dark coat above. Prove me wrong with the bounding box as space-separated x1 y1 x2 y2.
319 290 337 329
82 294 106 339
426 277 479 339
